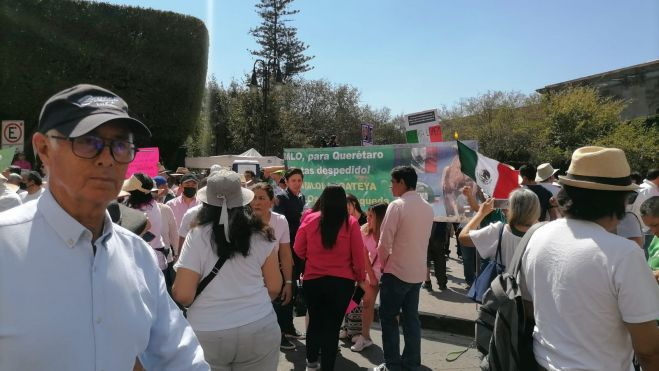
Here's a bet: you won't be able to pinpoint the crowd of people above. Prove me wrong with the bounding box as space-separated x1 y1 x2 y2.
0 83 657 371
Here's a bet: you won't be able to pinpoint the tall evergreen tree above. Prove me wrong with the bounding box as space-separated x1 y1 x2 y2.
249 0 313 79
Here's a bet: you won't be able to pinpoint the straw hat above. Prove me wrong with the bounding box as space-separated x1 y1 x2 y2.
535 163 559 182
558 146 638 191
0 173 19 193
170 167 190 177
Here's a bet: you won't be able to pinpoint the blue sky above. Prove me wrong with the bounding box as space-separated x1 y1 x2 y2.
98 0 658 115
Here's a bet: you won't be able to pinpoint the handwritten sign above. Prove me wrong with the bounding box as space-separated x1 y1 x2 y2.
126 147 159 179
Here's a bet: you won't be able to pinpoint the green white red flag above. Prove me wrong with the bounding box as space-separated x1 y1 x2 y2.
457 141 519 199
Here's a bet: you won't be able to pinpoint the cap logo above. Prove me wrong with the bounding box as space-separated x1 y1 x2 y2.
78 95 121 108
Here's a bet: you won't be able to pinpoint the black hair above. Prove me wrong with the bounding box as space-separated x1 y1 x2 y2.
647 169 659 181
194 204 274 259
519 164 536 180
9 165 21 175
630 171 643 185
244 170 256 178
285 167 304 181
346 193 365 215
318 185 349 249
640 196 659 218
391 165 417 190
27 171 42 186
251 182 274 200
126 173 155 209
556 185 630 221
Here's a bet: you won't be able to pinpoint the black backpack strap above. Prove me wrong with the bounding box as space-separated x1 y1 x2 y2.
506 221 548 276
194 254 229 300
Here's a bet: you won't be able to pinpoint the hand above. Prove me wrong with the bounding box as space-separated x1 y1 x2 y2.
280 283 293 305
654 270 659 284
478 198 495 216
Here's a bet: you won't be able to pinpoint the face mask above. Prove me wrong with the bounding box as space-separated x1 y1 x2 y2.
183 187 197 198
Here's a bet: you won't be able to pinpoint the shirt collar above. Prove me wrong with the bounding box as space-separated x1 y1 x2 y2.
401 190 417 198
38 189 114 249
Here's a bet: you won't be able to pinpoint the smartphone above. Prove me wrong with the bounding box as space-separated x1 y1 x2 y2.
493 199 509 209
142 231 156 242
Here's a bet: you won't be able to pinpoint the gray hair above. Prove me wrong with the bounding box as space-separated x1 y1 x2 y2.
640 196 659 218
507 188 541 227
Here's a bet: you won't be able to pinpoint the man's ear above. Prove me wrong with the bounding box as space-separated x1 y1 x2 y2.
32 133 51 166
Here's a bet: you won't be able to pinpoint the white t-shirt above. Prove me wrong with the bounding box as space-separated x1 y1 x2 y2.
175 224 277 331
20 187 45 203
521 218 659 371
268 211 290 251
616 212 642 240
178 203 202 238
468 221 523 268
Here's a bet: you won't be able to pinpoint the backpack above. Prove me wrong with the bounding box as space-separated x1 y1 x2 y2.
475 222 547 371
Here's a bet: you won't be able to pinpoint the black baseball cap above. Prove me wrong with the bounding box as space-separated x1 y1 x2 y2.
180 173 199 184
38 84 151 138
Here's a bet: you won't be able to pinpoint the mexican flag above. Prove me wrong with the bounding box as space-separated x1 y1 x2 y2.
457 141 519 199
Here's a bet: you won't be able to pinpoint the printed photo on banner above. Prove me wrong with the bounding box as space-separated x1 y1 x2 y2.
125 147 160 178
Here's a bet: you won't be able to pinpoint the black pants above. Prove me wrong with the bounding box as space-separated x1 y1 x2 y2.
304 276 355 370
427 222 448 287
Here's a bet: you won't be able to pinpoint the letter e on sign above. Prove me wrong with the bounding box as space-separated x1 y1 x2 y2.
2 120 25 147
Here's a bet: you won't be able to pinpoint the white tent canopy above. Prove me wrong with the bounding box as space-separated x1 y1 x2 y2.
185 148 283 169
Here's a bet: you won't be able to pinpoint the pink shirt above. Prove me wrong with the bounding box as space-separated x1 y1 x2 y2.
294 212 366 282
166 196 200 230
362 233 382 282
377 190 434 283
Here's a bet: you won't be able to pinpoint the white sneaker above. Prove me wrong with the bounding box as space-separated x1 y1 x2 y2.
351 334 360 343
350 336 373 352
338 329 348 339
373 364 389 371
306 361 320 371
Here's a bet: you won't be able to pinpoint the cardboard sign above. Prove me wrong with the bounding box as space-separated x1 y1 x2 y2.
126 147 159 179
0 147 16 171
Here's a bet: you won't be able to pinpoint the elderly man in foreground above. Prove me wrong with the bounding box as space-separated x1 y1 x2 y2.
0 84 208 370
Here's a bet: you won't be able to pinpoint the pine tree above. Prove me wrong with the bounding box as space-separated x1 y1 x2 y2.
249 0 314 79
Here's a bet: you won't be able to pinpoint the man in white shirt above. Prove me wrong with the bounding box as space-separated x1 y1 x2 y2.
631 168 659 251
521 147 659 371
0 84 208 370
375 166 434 371
20 170 45 203
0 173 22 212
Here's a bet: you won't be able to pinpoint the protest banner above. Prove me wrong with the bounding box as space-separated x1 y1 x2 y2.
404 109 441 144
361 123 374 146
283 140 478 222
0 147 16 172
126 147 159 179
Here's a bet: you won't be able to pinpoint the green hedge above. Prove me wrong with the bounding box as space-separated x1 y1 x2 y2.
0 0 208 165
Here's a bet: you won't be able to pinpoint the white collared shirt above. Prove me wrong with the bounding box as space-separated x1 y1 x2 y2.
0 190 208 371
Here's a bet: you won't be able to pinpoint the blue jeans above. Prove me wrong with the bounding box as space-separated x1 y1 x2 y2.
379 273 422 371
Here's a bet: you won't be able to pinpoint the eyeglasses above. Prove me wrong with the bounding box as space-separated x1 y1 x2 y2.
48 135 137 164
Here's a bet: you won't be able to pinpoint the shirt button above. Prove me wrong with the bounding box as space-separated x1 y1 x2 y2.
67 239 74 246
96 317 102 324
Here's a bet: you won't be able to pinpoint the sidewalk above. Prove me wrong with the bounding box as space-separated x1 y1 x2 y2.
375 237 478 337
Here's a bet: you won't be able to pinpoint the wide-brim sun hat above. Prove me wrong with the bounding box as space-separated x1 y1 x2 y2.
535 163 559 182
197 169 254 208
558 146 639 191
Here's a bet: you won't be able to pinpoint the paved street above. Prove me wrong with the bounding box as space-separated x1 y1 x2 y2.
277 317 480 370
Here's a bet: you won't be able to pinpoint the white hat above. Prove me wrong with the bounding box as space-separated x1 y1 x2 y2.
558 146 638 191
535 163 559 182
